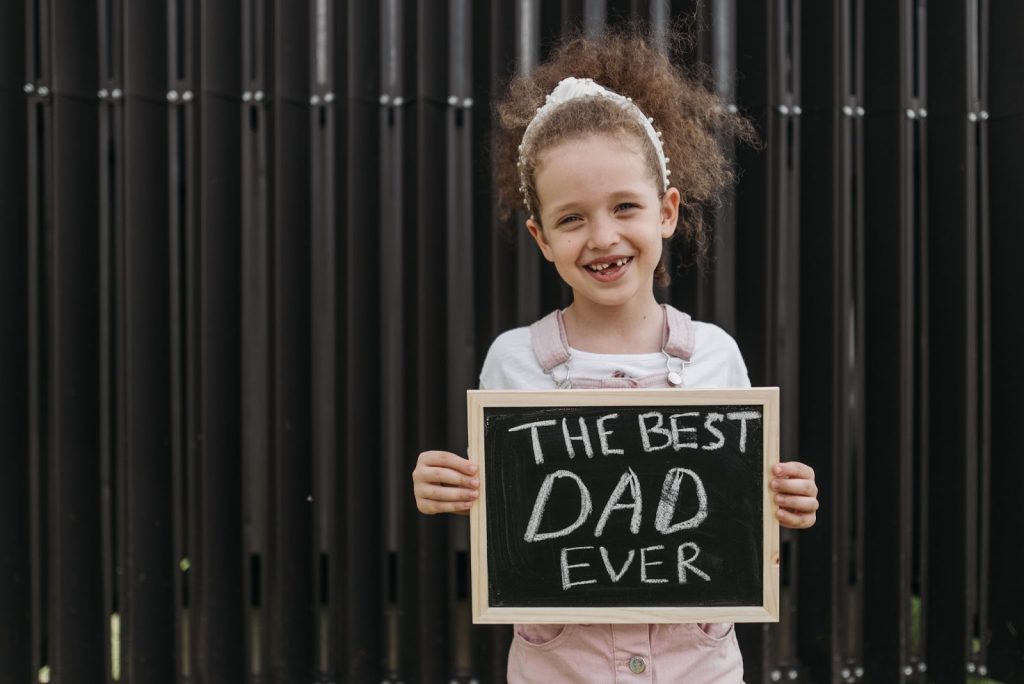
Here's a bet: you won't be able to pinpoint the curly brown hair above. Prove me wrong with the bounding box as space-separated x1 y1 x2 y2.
493 26 756 285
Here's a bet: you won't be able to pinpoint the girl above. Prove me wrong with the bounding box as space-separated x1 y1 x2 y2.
413 29 818 683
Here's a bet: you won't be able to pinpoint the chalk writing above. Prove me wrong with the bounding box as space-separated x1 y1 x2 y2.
481 401 768 610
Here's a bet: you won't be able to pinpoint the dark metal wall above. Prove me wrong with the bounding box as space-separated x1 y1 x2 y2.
2 1 1022 683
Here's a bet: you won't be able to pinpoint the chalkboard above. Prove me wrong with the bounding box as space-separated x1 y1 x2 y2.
467 388 779 624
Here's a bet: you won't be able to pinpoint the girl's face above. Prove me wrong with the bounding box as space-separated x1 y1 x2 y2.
526 133 680 312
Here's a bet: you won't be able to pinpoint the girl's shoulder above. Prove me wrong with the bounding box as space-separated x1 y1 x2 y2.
689 318 741 356
478 325 550 390
482 325 533 369
685 317 751 389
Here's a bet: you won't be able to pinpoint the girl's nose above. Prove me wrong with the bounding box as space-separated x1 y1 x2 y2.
587 216 620 250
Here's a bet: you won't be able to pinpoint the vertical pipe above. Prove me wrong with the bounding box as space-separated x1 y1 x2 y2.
309 0 336 678
266 1 315 681
413 5 453 680
167 1 187 679
795 0 855 679
189 3 246 682
709 0 738 334
860 0 915 679
910 1 930 672
846 1 867 677
239 0 269 678
379 0 411 679
973 3 991 676
27 1 53 677
482 0 518 346
0 1 31 681
648 0 670 53
97 0 122 681
985 3 1024 678
583 0 607 37
514 0 541 326
666 0 708 323
776 1 803 670
734 0 772 389
337 1 383 680
774 0 804 677
166 11 188 678
448 1 476 680
47 1 104 679
120 2 175 682
924 3 977 681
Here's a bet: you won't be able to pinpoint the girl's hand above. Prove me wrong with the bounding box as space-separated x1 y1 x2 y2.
771 461 818 529
412 450 480 516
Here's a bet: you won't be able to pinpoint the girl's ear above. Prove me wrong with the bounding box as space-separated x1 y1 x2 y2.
660 187 681 239
526 217 555 262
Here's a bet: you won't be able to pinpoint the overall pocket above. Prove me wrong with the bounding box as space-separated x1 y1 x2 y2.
513 623 576 649
695 622 735 644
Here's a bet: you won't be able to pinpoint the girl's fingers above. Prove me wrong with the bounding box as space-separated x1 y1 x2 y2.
417 465 479 490
419 484 479 503
773 461 815 480
771 477 817 498
771 463 819 529
422 499 475 515
412 451 480 515
415 486 477 515
776 507 816 529
420 450 478 476
774 494 819 512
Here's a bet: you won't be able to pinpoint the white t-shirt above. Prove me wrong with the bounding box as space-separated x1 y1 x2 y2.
479 317 751 390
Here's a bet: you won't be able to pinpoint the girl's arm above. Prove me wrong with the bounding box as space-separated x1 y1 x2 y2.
412 450 480 516
771 461 818 529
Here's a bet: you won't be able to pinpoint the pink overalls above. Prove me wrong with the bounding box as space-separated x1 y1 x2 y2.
506 306 745 683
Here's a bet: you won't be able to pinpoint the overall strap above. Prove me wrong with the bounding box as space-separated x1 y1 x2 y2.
662 305 695 361
529 310 572 371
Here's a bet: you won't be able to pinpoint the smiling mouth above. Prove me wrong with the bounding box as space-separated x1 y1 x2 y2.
583 256 633 280
585 256 632 272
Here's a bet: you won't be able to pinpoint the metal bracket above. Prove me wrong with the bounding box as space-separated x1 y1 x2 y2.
379 93 406 107
967 661 988 676
97 87 124 102
166 89 194 105
446 95 474 109
839 663 865 681
309 92 335 106
769 666 801 681
24 83 50 99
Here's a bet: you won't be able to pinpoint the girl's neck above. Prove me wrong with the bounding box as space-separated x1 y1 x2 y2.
562 296 665 354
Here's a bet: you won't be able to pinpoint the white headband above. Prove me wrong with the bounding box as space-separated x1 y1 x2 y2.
517 77 671 210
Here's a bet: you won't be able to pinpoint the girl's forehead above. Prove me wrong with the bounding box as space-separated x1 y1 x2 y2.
534 133 660 195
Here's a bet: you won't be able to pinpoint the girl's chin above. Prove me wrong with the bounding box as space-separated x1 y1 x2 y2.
568 287 658 311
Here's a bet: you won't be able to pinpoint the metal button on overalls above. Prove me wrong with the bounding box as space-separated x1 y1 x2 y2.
629 655 647 674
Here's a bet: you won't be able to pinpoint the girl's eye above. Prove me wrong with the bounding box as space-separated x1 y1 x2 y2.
556 215 581 227
615 202 639 212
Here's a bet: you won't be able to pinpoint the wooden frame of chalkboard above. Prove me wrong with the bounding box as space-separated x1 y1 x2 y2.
467 388 780 624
